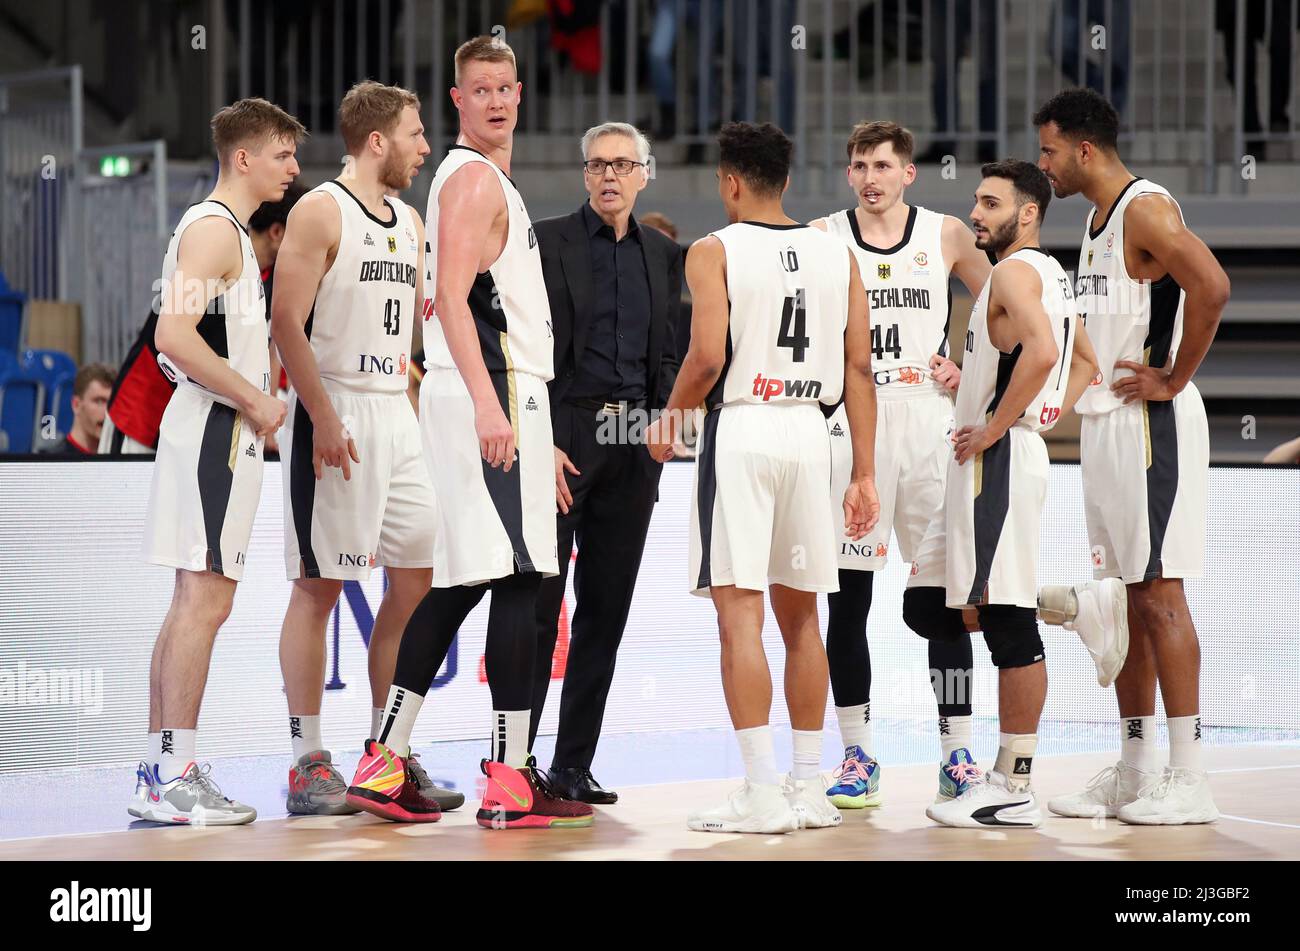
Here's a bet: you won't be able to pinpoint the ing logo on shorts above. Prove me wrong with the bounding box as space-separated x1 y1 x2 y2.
1091 546 1106 568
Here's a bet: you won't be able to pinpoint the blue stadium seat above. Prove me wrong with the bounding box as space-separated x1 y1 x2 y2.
21 348 77 432
0 350 41 453
0 272 24 357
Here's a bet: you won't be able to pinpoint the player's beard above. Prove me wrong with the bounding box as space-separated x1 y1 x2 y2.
379 151 412 191
975 215 1019 254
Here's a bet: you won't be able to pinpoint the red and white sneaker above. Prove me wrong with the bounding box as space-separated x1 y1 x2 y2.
476 756 595 829
345 739 441 823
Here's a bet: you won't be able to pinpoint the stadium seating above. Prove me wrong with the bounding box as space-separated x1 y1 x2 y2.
0 349 41 453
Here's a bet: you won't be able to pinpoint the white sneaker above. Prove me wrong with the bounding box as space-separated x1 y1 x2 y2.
1047 761 1155 818
126 760 154 819
1117 766 1219 825
784 774 843 829
135 762 257 826
925 769 1043 829
687 780 800 834
1066 578 1129 687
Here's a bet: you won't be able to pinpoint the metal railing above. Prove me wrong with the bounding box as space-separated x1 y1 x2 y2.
0 67 82 303
209 0 1297 195
78 142 168 366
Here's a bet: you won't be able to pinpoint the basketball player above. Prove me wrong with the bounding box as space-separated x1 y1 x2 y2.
1035 88 1229 824
271 81 461 819
345 36 593 829
647 121 880 834
904 160 1100 829
130 98 302 824
808 120 990 810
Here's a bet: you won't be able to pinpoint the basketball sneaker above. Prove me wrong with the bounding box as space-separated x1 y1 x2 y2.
476 756 595 829
926 768 1042 829
1117 766 1219 825
1065 578 1129 687
127 760 155 819
135 762 257 826
687 780 800 834
406 751 466 811
825 745 881 808
786 774 844 829
1047 761 1154 818
936 748 983 803
287 750 359 816
346 739 441 822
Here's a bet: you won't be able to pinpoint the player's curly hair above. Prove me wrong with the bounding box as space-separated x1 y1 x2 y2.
1033 87 1119 151
717 121 792 198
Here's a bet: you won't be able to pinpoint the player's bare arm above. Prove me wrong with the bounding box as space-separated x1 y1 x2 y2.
955 260 1058 464
807 217 828 232
841 251 880 539
271 190 361 480
647 235 728 462
1060 321 1101 416
433 161 516 470
156 217 286 438
930 216 991 391
1112 193 1230 404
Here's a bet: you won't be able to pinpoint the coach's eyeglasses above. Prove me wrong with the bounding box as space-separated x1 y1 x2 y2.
583 159 645 176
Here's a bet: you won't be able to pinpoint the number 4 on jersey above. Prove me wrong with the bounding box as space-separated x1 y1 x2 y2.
777 289 809 362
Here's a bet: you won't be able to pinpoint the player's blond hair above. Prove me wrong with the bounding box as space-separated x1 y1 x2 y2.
339 81 421 155
210 98 306 166
453 35 517 86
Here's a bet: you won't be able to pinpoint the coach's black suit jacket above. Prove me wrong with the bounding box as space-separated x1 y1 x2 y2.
534 206 683 418
527 203 683 771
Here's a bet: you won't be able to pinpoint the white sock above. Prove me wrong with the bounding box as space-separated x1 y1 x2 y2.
1168 715 1204 771
735 725 780 786
289 714 322 761
834 703 872 754
792 729 823 780
369 707 384 741
1120 715 1158 773
146 732 162 771
994 732 1038 790
938 715 972 759
490 709 532 768
377 686 424 756
157 727 196 782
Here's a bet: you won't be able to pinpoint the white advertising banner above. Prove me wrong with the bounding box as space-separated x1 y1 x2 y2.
0 461 1295 772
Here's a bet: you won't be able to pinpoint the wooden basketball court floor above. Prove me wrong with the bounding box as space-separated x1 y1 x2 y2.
1 744 1296 860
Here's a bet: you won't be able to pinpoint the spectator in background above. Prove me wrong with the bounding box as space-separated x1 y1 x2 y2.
1217 0 1296 156
44 364 114 455
1263 434 1300 464
1051 0 1131 118
915 0 998 163
100 182 307 455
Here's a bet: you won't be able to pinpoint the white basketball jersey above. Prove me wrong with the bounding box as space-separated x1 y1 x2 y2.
821 205 952 395
423 146 553 381
306 181 420 394
1074 178 1186 416
156 200 269 406
708 221 850 410
956 248 1076 434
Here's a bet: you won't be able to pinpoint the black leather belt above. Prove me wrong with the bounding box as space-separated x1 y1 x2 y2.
567 397 645 416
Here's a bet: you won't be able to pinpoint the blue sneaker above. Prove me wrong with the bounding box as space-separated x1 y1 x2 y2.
937 748 983 803
825 745 882 808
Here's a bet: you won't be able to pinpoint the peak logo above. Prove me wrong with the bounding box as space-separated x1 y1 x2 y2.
751 373 822 402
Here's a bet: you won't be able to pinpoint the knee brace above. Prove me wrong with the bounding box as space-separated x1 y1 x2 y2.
903 587 968 641
976 604 1044 669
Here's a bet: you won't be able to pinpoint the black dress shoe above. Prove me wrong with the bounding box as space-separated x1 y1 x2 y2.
547 766 618 805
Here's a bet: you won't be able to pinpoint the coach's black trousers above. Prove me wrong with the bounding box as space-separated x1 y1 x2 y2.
528 400 663 769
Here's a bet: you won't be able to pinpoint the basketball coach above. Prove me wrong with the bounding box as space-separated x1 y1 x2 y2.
528 121 682 803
